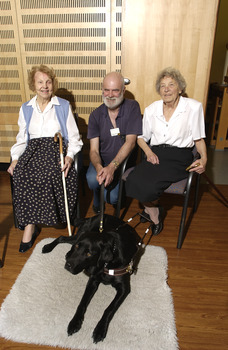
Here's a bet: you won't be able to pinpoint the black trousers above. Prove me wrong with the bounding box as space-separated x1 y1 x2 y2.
125 146 193 203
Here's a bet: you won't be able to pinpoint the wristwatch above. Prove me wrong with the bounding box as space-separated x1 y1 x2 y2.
112 160 119 169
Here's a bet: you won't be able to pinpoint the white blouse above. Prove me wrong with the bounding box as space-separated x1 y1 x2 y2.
138 96 206 148
11 96 83 161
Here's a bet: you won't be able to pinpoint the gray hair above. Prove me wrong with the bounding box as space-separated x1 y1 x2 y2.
155 67 187 95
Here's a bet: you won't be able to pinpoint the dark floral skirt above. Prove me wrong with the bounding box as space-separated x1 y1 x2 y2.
12 137 78 229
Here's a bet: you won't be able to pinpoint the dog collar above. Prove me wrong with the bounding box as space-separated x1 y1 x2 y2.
103 264 133 276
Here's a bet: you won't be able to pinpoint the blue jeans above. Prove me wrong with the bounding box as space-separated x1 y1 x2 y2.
86 163 120 208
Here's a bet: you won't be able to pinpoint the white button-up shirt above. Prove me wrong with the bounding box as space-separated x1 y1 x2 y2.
11 96 83 161
138 96 206 148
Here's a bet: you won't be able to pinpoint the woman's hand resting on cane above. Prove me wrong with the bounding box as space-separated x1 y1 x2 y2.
62 156 73 177
7 160 18 176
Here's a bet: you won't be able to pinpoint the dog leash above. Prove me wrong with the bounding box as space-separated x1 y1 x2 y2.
99 183 105 233
98 188 153 276
116 212 154 247
113 214 154 276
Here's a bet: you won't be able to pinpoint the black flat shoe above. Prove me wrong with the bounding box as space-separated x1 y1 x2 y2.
19 226 40 253
92 205 101 214
152 207 164 236
140 210 152 223
92 204 105 214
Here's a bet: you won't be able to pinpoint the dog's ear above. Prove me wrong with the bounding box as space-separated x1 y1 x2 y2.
101 244 114 262
97 241 114 268
76 215 101 235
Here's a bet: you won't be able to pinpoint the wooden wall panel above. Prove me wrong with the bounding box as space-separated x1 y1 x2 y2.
121 0 219 113
0 0 122 163
0 0 219 164
0 0 27 162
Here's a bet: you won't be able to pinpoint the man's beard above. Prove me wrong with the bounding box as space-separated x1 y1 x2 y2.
102 93 124 110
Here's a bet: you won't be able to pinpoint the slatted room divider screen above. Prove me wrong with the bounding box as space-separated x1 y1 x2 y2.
0 0 122 163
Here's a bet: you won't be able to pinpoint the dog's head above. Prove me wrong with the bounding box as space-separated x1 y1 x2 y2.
64 231 114 275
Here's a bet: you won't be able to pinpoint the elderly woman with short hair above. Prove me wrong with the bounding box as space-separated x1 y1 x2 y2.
125 67 207 236
8 64 83 252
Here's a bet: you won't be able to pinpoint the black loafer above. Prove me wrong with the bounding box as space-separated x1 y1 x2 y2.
19 226 40 253
92 205 101 214
140 210 152 223
92 204 106 214
152 207 164 236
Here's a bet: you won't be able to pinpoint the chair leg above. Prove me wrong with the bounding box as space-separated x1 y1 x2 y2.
177 177 194 249
177 198 189 248
115 179 124 218
177 170 197 249
10 175 19 228
193 174 200 213
76 191 80 219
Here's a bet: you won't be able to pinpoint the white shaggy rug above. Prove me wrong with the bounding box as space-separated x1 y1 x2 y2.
0 239 178 350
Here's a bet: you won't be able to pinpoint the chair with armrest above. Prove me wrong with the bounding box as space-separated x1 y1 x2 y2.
118 145 201 248
164 146 201 248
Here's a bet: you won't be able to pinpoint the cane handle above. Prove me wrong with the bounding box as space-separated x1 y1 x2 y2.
54 132 63 155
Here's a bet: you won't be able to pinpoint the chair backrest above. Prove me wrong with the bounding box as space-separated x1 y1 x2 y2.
122 166 135 181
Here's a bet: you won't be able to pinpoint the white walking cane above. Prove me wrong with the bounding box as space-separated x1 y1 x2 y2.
54 132 72 236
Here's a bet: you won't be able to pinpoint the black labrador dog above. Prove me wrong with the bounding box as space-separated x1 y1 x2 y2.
42 214 141 343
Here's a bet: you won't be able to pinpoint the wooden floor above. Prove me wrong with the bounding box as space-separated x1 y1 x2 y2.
0 171 228 350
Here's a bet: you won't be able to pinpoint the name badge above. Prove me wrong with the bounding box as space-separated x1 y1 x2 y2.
110 128 120 137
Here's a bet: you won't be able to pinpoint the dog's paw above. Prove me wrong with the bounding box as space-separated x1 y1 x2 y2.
92 321 107 343
67 317 83 336
42 244 52 254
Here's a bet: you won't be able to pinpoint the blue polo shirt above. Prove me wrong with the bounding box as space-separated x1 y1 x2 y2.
87 98 142 165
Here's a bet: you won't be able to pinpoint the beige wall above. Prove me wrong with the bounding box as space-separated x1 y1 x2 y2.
209 0 228 84
122 0 219 113
0 0 220 163
0 0 121 163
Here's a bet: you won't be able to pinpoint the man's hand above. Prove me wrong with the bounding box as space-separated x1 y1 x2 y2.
96 163 115 187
